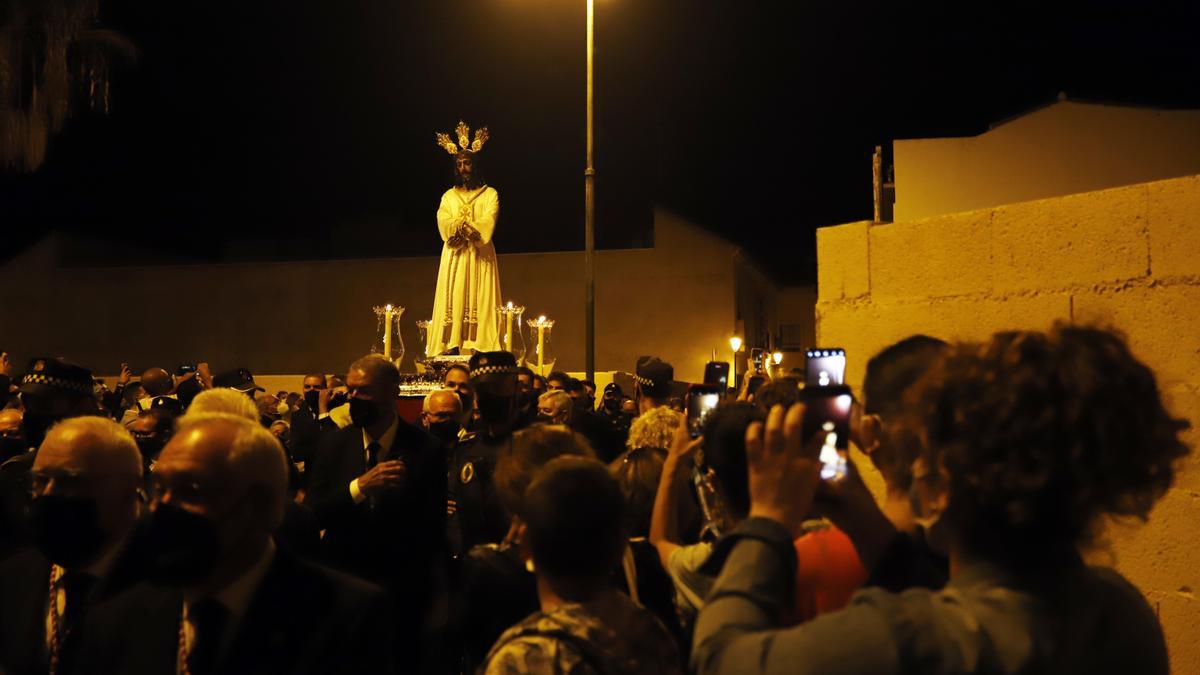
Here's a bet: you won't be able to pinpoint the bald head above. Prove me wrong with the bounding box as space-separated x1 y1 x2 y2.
422 389 463 429
160 413 289 529
140 368 174 397
36 416 142 482
31 417 143 566
0 408 21 435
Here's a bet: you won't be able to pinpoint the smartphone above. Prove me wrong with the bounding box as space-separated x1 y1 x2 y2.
750 348 766 373
177 364 197 376
801 384 853 480
805 348 846 387
686 384 723 439
703 361 731 391
747 374 766 397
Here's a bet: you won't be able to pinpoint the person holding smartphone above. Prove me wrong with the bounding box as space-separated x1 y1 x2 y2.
693 327 1182 675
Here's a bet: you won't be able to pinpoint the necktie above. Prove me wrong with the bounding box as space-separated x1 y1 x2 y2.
367 441 382 469
53 572 97 675
187 599 230 675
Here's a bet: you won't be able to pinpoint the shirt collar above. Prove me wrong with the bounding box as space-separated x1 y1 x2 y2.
362 413 400 453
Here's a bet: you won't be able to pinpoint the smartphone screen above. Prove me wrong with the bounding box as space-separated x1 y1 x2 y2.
750 348 765 373
686 385 723 439
805 348 846 387
801 385 853 480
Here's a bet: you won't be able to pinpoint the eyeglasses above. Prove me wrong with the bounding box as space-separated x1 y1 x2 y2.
29 470 89 496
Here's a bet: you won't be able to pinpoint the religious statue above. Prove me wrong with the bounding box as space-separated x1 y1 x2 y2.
427 120 503 356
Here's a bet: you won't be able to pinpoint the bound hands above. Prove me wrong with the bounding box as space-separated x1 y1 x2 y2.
358 460 407 498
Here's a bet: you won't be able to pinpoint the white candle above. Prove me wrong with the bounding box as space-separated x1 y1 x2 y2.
537 316 546 374
504 303 514 352
383 305 393 360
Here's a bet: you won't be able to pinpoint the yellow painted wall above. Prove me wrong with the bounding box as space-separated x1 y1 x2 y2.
817 173 1200 673
0 209 766 385
894 101 1200 222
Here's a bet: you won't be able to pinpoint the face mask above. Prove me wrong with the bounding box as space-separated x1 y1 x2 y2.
21 412 57 450
304 390 320 412
135 437 166 463
536 413 554 424
276 401 290 416
349 398 381 428
29 495 109 568
0 434 27 459
328 392 348 410
602 397 620 413
144 502 222 587
475 391 515 427
428 420 461 444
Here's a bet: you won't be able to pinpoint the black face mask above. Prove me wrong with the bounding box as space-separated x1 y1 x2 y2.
21 412 57 450
328 391 348 410
135 437 166 464
29 495 109 568
0 434 27 460
144 502 222 587
602 397 620 413
349 398 382 429
475 391 515 427
536 413 554 424
303 390 320 413
428 420 461 444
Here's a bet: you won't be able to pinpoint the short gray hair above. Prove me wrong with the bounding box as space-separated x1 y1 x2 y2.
44 416 142 479
423 389 463 413
186 388 259 422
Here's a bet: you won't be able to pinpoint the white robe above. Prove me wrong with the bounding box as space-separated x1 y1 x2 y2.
427 185 502 355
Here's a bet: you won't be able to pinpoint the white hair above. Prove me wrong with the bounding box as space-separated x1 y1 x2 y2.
186 388 259 422
423 388 463 413
174 413 289 529
539 390 571 416
44 416 142 479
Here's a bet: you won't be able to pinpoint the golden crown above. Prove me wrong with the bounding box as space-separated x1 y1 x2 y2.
436 120 489 156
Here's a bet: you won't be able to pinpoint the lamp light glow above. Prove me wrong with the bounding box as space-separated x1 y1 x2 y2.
729 336 743 353
772 351 783 365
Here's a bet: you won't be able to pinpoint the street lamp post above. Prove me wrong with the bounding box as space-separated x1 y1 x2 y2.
584 0 596 381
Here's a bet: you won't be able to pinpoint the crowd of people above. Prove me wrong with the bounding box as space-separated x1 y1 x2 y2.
0 323 1190 675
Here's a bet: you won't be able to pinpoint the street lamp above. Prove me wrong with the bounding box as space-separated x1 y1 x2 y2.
729 336 743 383
584 0 596 381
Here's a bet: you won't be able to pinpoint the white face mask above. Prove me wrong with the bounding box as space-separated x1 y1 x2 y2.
277 401 290 416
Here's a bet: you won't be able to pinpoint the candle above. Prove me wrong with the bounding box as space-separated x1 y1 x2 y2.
537 316 546 374
504 302 514 352
383 304 393 360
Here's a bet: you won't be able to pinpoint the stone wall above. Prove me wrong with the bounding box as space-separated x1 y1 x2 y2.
816 174 1200 673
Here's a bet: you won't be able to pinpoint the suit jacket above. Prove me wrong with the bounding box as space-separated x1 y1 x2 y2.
304 417 445 594
79 548 396 675
0 543 147 675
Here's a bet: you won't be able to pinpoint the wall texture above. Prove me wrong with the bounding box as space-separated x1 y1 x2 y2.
817 173 1200 673
0 209 782 384
893 100 1200 221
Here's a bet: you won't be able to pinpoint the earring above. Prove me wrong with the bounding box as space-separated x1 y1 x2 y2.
524 558 535 574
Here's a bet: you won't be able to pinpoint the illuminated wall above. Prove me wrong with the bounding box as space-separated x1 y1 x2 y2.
818 173 1200 673
894 100 1200 221
0 209 799 385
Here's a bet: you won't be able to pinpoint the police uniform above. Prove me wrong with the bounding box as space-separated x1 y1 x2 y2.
446 430 510 559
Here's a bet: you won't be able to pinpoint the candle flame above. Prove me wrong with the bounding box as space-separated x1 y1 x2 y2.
385 304 392 312
507 301 514 309
538 315 546 324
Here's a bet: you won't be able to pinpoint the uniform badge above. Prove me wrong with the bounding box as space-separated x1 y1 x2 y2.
460 461 475 484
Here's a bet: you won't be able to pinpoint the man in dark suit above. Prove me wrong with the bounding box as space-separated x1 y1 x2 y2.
0 417 144 675
80 412 395 675
304 354 445 666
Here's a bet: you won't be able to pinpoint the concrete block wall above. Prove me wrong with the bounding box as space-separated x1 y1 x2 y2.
816 173 1200 673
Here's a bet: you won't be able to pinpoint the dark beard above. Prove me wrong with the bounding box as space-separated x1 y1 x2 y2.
455 172 481 189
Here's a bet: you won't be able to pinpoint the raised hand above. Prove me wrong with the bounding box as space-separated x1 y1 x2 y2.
745 403 824 538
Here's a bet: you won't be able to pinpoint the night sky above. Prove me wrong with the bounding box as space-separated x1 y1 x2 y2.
3 0 1199 283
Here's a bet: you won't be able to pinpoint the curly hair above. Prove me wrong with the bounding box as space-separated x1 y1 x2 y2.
626 406 682 451
915 325 1191 565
